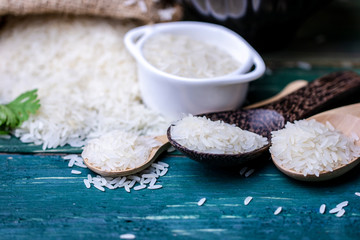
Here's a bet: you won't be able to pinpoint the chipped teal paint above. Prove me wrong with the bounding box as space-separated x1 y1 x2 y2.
1 153 360 240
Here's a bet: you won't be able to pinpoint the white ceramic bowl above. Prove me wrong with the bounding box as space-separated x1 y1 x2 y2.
124 21 265 120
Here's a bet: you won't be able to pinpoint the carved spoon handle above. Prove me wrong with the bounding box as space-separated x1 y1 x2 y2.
261 71 360 122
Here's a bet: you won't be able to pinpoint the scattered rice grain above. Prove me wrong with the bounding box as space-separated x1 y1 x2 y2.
197 198 206 206
319 204 326 214
147 185 163 190
83 179 91 188
134 185 147 191
274 207 282 215
71 170 82 175
336 209 346 217
244 196 253 205
244 169 255 178
120 233 136 239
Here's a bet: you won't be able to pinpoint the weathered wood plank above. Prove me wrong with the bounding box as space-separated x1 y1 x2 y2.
1 153 360 239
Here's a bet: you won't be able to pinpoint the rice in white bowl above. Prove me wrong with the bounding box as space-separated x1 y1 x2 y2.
81 130 162 172
170 115 268 154
143 33 241 78
270 119 360 176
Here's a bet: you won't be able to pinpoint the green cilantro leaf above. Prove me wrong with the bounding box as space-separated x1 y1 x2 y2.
0 89 41 134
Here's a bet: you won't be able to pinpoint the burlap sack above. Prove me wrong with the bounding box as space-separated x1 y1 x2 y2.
0 0 183 23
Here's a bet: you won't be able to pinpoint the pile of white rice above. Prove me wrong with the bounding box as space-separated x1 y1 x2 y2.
270 119 360 176
143 33 241 78
170 115 268 154
81 130 161 171
0 15 169 149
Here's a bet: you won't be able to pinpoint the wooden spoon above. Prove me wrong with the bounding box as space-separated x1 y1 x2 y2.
244 80 308 109
83 135 170 177
83 80 308 176
167 71 360 167
272 103 360 181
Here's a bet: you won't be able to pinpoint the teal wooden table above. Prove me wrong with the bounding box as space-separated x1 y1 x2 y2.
1 1 360 239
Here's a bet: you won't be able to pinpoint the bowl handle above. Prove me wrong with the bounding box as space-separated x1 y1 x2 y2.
224 48 266 84
124 25 153 60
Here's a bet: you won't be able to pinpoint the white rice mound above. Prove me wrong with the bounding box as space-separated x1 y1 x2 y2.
270 119 360 176
82 130 162 171
170 115 268 154
0 15 169 149
143 33 241 79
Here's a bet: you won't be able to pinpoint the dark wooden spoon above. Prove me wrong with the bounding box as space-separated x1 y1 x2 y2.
167 71 360 166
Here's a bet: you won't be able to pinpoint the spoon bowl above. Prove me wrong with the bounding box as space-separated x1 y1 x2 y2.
272 103 360 181
83 135 170 177
168 71 360 167
167 109 284 166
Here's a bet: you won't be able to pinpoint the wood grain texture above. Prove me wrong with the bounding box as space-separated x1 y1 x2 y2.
1 153 360 240
261 71 360 122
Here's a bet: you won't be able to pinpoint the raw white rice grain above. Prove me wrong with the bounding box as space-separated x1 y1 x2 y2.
336 201 349 208
110 177 123 185
134 185 147 191
149 177 157 187
152 163 165 170
142 173 158 179
127 179 137 188
94 184 105 192
74 161 88 168
128 176 141 182
68 158 75 167
142 178 152 184
63 154 79 160
239 167 248 176
170 115 268 154
197 198 206 206
329 208 340 214
71 170 82 175
244 169 255 178
355 192 360 197
274 207 282 215
244 196 253 205
319 204 326 214
83 179 91 189
100 177 107 186
336 209 346 217
105 183 115 190
159 168 168 176
120 233 136 239
147 185 163 190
